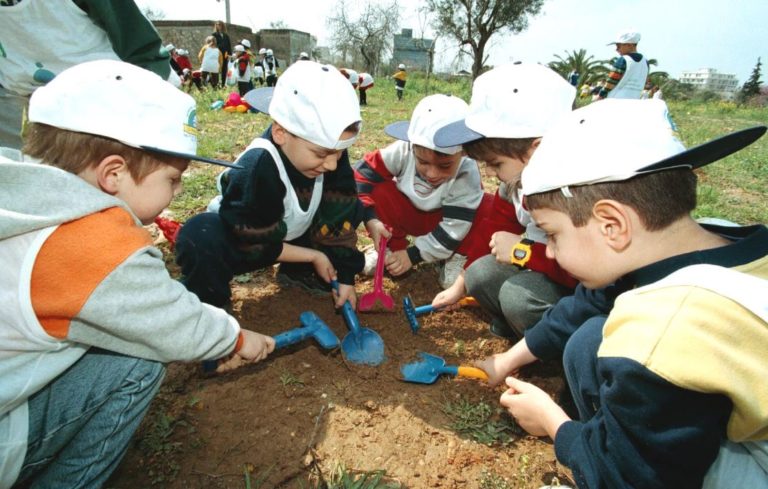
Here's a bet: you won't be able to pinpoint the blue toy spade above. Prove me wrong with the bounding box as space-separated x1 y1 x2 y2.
402 296 479 333
202 311 339 373
331 280 386 366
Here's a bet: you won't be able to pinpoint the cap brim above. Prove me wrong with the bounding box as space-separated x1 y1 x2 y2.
242 87 273 114
384 120 410 141
142 146 242 169
639 126 766 173
433 119 484 147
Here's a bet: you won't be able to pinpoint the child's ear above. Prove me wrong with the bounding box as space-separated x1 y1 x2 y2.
93 155 129 194
592 199 632 251
271 121 287 145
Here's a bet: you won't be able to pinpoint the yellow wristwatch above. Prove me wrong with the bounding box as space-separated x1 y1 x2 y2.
510 238 534 268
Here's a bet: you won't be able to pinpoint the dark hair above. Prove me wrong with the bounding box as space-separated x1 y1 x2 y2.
464 137 537 162
525 168 698 230
24 123 178 183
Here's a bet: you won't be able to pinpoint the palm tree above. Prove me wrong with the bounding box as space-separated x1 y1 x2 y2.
548 49 605 86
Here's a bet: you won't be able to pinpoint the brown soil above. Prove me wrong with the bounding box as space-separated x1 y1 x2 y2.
107 252 573 488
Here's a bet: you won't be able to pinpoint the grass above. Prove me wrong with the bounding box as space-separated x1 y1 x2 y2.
174 78 767 229
441 395 522 446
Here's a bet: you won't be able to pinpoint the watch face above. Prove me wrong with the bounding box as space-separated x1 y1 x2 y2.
513 248 527 260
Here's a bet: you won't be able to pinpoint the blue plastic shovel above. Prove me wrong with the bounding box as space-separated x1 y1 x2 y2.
331 280 386 365
203 311 339 372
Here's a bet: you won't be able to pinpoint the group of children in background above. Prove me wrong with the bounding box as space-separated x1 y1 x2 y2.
1 51 766 488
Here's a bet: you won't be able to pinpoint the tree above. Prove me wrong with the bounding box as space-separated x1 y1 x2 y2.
548 49 605 86
739 57 763 102
327 0 400 75
425 0 545 79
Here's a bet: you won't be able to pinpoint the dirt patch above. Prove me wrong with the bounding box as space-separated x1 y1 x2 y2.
108 258 573 488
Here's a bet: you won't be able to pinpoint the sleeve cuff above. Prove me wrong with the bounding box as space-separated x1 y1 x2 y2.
233 331 245 353
554 420 582 466
406 246 423 265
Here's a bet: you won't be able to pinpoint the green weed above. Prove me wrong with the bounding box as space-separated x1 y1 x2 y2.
441 395 522 446
478 469 513 489
279 370 305 387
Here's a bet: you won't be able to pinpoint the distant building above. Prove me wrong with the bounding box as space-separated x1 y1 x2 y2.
679 68 739 99
392 28 434 72
153 21 314 69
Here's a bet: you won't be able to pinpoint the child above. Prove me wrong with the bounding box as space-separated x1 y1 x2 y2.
392 63 407 100
175 49 203 93
354 94 489 289
358 72 374 106
198 35 222 87
0 60 275 488
230 44 253 96
263 48 279 87
491 99 768 488
254 48 267 86
176 61 364 310
431 64 578 339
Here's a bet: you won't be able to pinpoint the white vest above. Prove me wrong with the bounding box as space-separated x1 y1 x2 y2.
208 138 323 241
0 0 120 95
607 54 648 99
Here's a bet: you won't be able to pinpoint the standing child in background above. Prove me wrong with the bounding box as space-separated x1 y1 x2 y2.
199 35 221 87
354 94 490 289
392 63 407 100
495 99 767 489
358 72 374 106
175 49 203 93
431 64 578 339
176 61 365 310
263 48 279 87
212 20 232 89
254 48 266 86
0 60 274 489
230 44 253 96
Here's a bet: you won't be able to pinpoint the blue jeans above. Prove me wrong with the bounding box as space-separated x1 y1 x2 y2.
14 349 165 488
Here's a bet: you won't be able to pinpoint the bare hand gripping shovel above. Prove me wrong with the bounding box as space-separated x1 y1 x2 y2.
358 235 395 312
402 296 479 333
202 311 339 372
331 280 386 365
400 352 488 384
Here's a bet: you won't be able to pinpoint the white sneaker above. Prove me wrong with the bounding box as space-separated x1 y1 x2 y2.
362 247 378 276
438 253 467 289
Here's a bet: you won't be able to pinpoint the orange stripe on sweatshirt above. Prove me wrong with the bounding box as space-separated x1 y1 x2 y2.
31 207 152 339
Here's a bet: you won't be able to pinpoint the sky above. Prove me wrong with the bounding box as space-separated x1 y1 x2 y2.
134 0 767 84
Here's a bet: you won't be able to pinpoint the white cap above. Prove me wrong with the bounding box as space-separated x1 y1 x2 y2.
384 94 469 154
608 30 641 45
234 44 245 53
259 48 267 55
266 48 274 56
522 99 766 196
398 63 406 70
299 52 309 59
434 63 575 147
28 60 238 168
164 43 175 52
243 61 362 150
241 39 251 48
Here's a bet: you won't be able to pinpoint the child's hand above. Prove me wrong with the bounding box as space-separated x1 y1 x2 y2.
432 275 465 309
499 377 570 438
476 339 538 386
311 252 336 284
365 219 392 251
385 249 412 276
489 231 521 264
216 331 275 373
333 282 357 310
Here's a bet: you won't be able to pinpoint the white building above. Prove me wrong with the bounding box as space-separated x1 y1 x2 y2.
679 68 739 99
